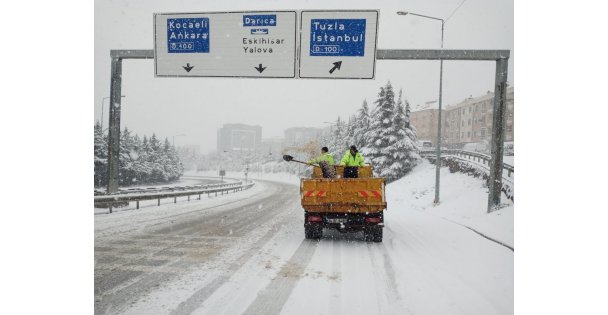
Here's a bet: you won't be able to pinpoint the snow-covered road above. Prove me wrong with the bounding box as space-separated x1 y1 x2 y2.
95 165 513 315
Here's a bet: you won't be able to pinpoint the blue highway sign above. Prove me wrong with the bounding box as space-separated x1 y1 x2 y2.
167 18 210 53
310 19 366 57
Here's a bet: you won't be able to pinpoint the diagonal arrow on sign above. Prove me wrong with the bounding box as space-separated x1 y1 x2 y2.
183 63 194 72
328 61 342 74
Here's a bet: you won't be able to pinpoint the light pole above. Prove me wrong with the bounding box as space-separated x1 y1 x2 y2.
100 95 125 132
172 134 186 147
397 11 445 204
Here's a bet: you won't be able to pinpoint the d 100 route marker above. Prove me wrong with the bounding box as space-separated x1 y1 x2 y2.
298 10 378 79
154 11 297 78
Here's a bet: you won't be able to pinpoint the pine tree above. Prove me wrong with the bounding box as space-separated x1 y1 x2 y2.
345 114 357 148
148 134 166 182
380 90 421 181
363 82 397 174
330 116 347 158
353 100 370 148
94 122 108 187
119 127 137 185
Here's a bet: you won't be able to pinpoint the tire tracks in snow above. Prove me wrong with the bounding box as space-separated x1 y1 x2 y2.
95 180 299 315
241 239 320 315
367 243 412 315
327 240 343 315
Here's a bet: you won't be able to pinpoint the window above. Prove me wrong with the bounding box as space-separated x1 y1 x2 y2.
468 119 471 126
461 121 464 126
462 132 464 137
469 107 472 113
481 128 486 137
467 131 471 137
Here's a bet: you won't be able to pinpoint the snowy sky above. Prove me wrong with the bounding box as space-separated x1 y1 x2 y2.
94 0 513 153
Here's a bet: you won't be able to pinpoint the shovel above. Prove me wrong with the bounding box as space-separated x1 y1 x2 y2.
283 155 336 178
283 154 316 166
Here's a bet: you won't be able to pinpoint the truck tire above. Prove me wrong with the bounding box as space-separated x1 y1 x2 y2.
305 226 322 239
372 227 383 242
365 226 383 242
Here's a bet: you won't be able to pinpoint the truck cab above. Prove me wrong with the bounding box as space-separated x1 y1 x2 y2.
300 165 387 242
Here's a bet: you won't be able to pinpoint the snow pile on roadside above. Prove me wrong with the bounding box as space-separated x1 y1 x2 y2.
386 160 514 248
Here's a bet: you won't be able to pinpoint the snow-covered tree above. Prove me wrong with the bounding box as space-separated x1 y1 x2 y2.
94 122 107 187
362 81 397 174
380 90 421 181
353 100 370 148
345 114 357 148
94 126 184 187
329 116 347 158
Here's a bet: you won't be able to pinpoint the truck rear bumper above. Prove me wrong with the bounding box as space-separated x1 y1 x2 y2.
304 212 384 231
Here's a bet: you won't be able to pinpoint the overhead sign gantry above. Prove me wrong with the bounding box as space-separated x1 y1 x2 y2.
110 9 510 212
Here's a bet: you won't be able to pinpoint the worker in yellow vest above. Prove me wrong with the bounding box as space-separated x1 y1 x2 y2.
308 147 335 166
339 145 365 178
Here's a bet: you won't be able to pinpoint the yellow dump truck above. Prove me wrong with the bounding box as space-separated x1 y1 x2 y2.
300 165 387 242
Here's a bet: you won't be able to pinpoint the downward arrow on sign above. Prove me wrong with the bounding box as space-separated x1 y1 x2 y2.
254 64 267 73
183 63 194 72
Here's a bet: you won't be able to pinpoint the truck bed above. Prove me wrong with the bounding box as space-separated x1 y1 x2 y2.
300 177 387 213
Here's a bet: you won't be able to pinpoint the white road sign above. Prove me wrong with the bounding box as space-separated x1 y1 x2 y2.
298 10 378 79
154 11 297 78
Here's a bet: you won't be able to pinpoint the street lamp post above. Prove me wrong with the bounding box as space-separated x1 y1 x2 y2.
100 95 125 132
397 11 445 204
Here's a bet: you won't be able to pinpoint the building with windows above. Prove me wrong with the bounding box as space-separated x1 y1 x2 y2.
444 86 514 146
410 87 514 148
409 101 447 145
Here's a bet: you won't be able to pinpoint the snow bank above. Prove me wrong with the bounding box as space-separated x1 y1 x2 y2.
386 160 514 248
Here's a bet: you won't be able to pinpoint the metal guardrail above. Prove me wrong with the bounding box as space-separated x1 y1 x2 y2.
94 180 243 196
94 181 255 213
420 149 514 177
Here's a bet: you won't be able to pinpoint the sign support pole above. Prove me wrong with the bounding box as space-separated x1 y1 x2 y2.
106 50 154 194
487 57 509 212
107 57 122 194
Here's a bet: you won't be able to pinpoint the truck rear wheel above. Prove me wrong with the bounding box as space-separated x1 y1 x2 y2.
365 226 383 242
305 226 322 239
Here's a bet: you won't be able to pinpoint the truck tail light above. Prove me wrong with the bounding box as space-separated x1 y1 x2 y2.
365 217 382 223
307 215 323 222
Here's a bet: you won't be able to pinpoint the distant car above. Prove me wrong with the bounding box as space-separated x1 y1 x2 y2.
504 142 514 156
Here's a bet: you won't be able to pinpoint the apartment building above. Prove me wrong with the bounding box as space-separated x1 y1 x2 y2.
411 86 514 148
409 102 447 144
